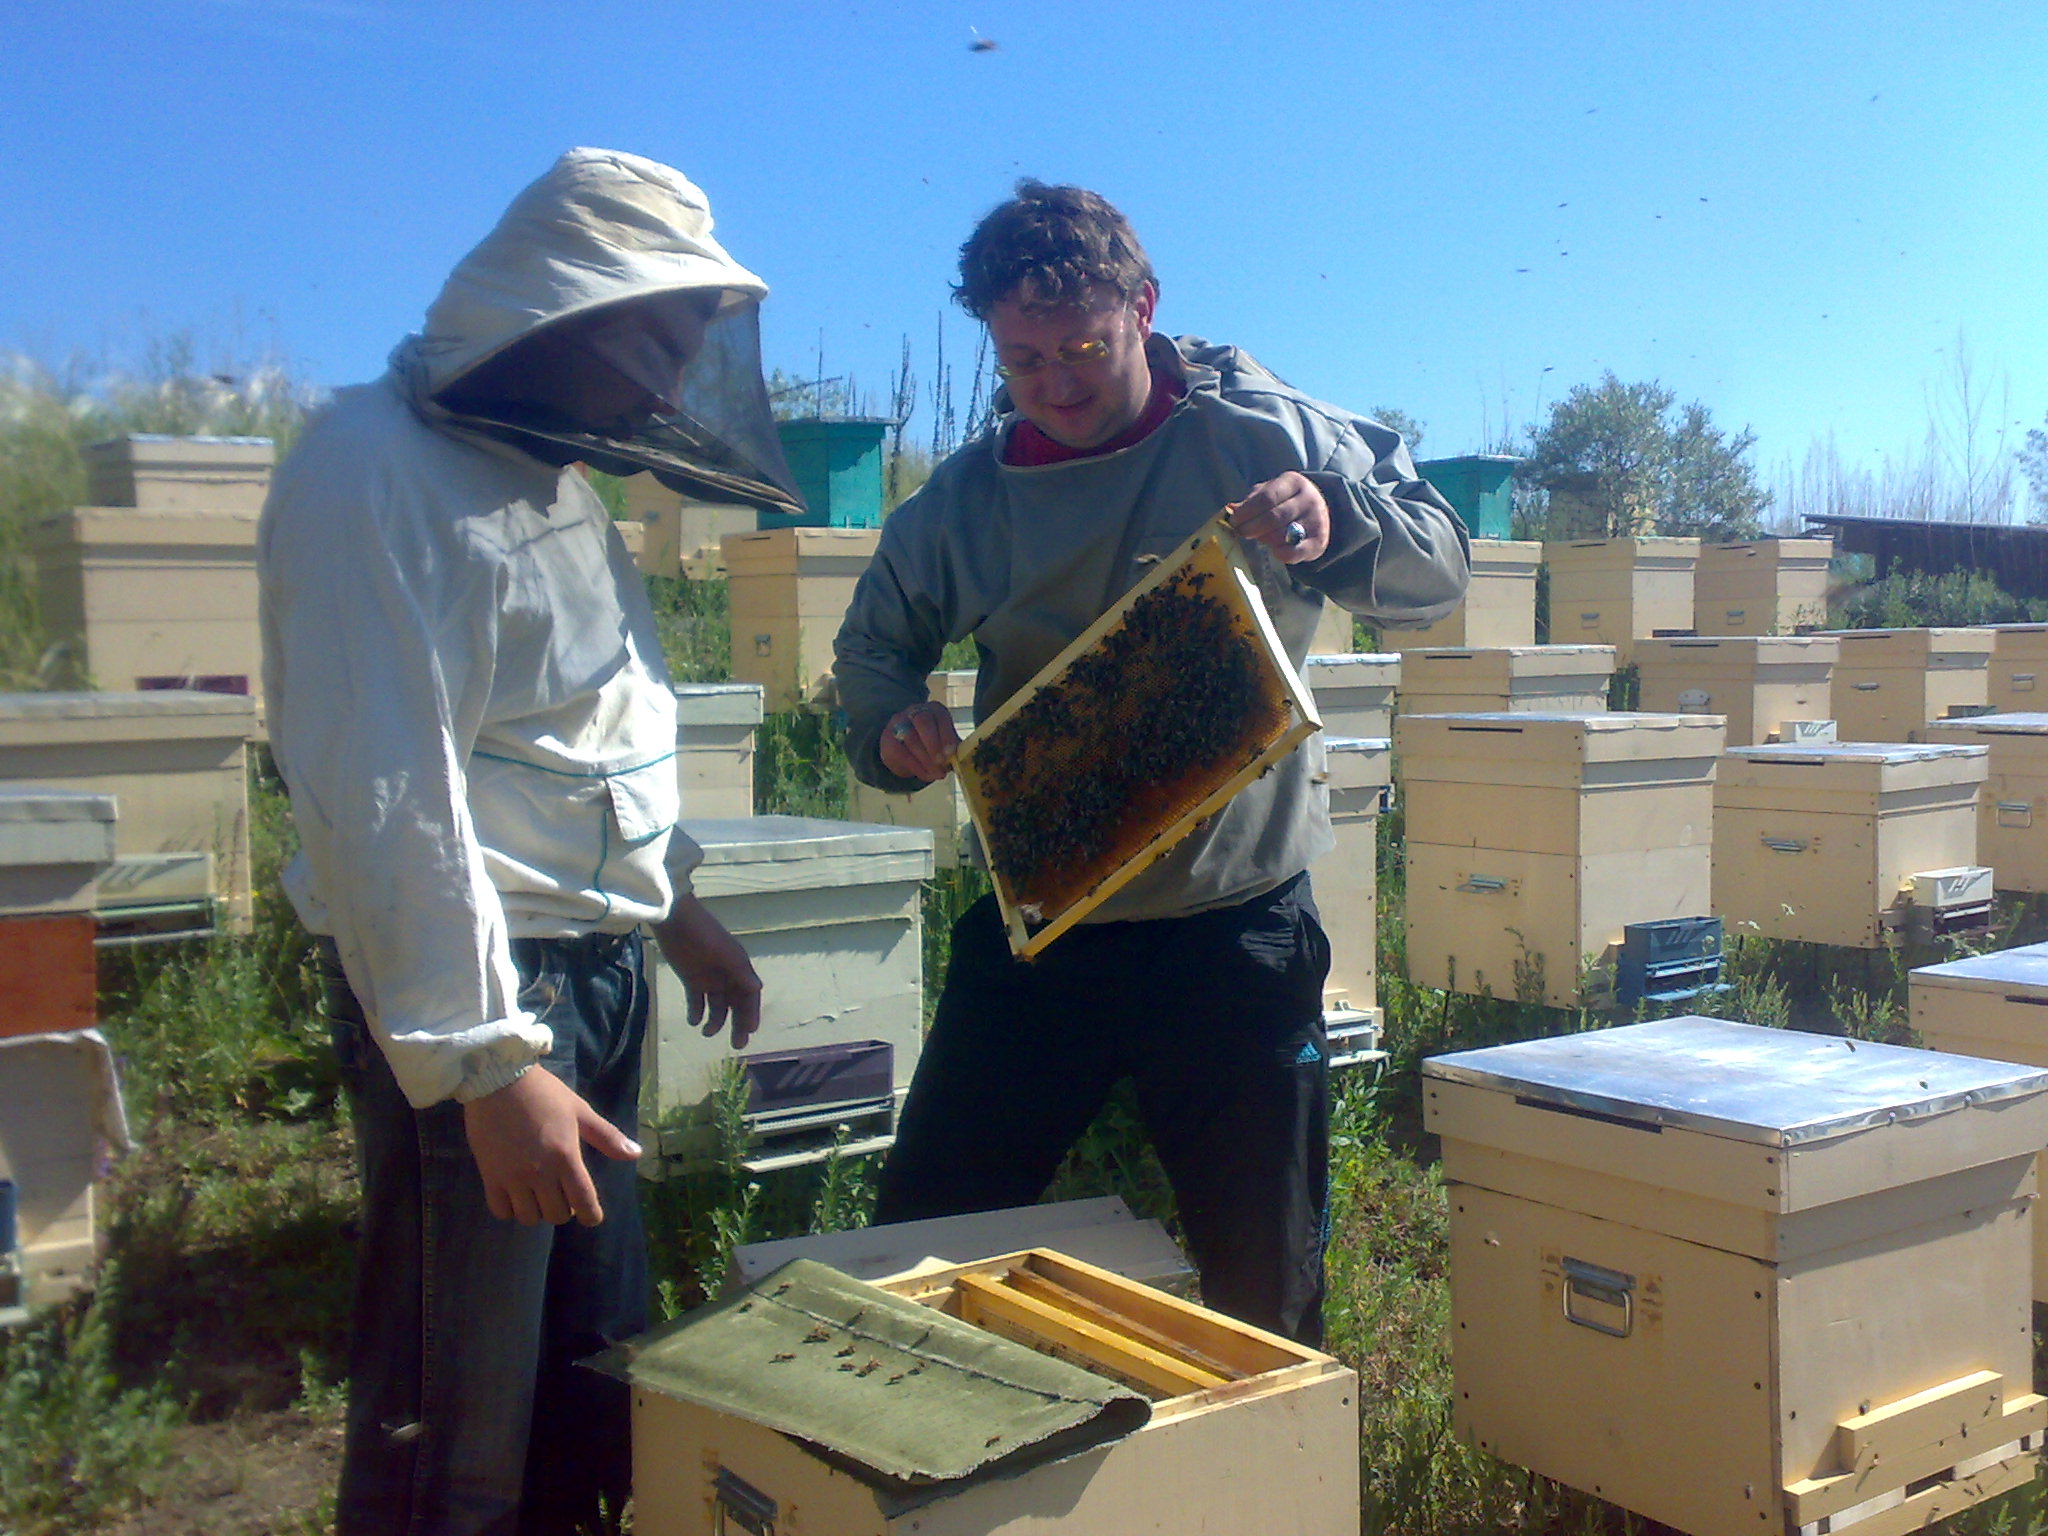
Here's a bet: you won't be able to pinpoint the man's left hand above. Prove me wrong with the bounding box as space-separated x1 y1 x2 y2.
652 894 764 1049
1230 472 1329 564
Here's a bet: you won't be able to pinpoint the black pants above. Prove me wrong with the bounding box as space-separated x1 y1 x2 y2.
876 873 1332 1344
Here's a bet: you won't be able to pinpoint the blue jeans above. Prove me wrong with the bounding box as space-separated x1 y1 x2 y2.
323 931 649 1536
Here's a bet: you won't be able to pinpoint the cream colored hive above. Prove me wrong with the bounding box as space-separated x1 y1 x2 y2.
0 691 255 934
1924 713 2048 893
846 670 978 868
674 683 763 820
1822 628 1993 743
1986 625 2048 713
1713 742 1987 948
1396 644 1615 716
1386 540 1540 650
1543 536 1700 659
644 816 933 1169
1427 1016 2048 1536
723 527 879 709
1693 538 1833 637
1318 736 1389 1024
1636 635 1839 747
0 1030 129 1309
628 1248 1359 1536
1397 712 1723 1007
1304 653 1401 738
82 433 274 514
0 787 117 918
28 507 261 699
1309 598 1356 655
627 476 757 581
1911 943 2048 1303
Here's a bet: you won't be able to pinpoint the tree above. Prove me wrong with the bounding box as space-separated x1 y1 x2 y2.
1521 372 1770 540
1368 406 1424 454
2020 412 2048 523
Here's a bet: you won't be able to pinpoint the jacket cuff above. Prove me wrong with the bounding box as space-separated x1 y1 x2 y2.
452 1054 537 1104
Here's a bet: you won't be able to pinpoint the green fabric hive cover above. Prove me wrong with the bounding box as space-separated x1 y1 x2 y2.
587 1258 1152 1492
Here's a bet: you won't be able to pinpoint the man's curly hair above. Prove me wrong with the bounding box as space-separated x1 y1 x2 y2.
953 180 1157 321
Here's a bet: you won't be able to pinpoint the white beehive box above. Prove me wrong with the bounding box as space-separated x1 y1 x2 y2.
0 1029 131 1309
1714 742 1987 948
623 1248 1359 1536
845 670 978 868
1397 712 1723 1007
1386 540 1541 650
1543 537 1700 660
1427 1016 2048 1536
643 816 933 1169
82 434 274 515
674 683 763 820
0 786 117 918
1911 943 2048 1302
27 506 261 701
1635 635 1839 747
1318 736 1389 1050
723 527 879 709
1987 625 2048 713
0 691 255 936
1924 713 2048 894
1303 653 1401 738
1693 538 1833 636
1821 628 1994 743
1396 645 1615 717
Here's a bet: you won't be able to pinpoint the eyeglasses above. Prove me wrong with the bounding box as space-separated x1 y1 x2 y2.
992 337 1112 381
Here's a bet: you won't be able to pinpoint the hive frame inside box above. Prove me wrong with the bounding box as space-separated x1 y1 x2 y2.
630 1247 1359 1536
955 518 1319 957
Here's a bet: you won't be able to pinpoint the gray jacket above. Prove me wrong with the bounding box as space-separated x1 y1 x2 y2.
836 334 1470 923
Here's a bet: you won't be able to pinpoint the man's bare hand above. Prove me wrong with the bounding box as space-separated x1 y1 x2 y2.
653 893 764 1048
878 700 960 785
1230 472 1330 564
463 1065 641 1226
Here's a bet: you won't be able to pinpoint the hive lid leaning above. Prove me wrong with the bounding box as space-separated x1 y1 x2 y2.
1423 1015 2048 1147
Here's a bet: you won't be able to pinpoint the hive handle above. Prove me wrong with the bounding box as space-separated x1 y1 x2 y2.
1561 1256 1634 1339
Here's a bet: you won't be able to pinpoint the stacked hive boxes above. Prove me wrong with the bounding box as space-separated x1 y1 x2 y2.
1303 653 1400 738
1395 646 1614 716
1543 537 1699 660
1823 628 1993 742
1713 742 1989 947
674 684 764 819
1635 635 1839 747
1924 713 2048 892
29 436 271 700
723 527 879 709
0 788 115 1040
1397 713 1723 1008
1427 1016 2048 1536
0 691 256 937
1988 625 2048 711
846 670 978 868
1692 537 1832 636
1384 540 1541 650
1319 736 1389 1061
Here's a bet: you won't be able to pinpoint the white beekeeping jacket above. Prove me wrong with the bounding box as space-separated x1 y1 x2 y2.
260 149 781 1109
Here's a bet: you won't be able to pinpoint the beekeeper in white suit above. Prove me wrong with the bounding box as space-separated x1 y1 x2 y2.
261 148 791 1536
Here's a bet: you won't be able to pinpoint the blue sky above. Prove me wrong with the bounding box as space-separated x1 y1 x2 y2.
4 0 2044 502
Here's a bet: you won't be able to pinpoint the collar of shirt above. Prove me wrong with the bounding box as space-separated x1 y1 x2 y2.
1002 369 1189 467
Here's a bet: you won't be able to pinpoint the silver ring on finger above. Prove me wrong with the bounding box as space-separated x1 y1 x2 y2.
1284 520 1307 548
891 719 914 741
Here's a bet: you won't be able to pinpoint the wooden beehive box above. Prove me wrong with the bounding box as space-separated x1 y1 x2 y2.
846 670 979 868
620 1249 1358 1536
1910 943 2048 1303
27 506 262 700
0 1029 130 1309
83 434 274 514
1303 652 1401 738
1986 625 2048 713
723 526 879 709
955 521 1318 958
0 691 255 937
1426 1015 2048 1536
0 788 116 1041
1714 742 1987 948
1319 735 1389 1029
1693 537 1833 636
1822 628 1994 743
1397 712 1723 1007
1924 713 2048 894
1396 644 1615 717
643 816 933 1170
1386 539 1541 650
1543 537 1700 660
674 683 763 820
1636 635 1839 747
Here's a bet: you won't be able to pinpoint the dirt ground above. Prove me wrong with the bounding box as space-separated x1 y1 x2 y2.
96 1409 341 1536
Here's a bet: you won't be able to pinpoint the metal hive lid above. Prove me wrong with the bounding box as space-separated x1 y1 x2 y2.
1912 942 2048 990
1422 1015 2048 1147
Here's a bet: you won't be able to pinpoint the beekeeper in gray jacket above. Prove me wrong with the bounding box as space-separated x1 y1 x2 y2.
835 180 1469 1345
